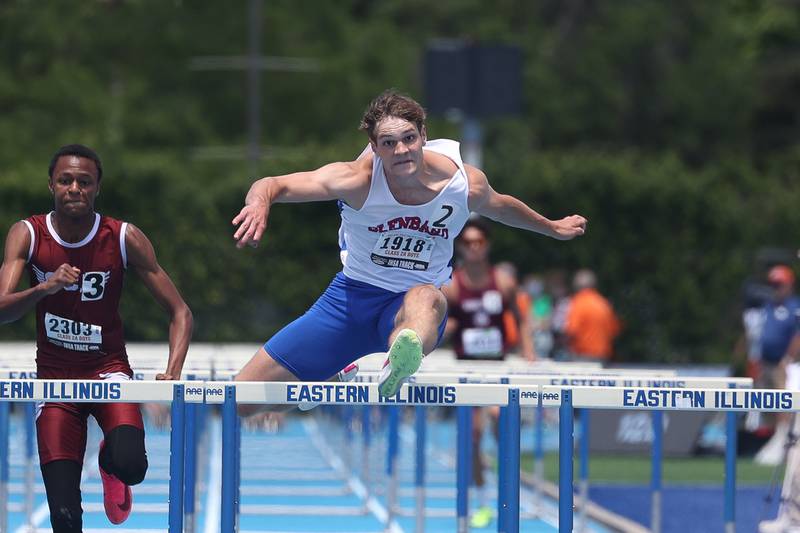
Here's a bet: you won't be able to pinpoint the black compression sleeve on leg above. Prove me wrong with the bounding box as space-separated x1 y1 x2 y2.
41 460 83 533
98 424 148 486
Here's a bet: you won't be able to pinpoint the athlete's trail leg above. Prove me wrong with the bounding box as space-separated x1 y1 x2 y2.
234 347 299 416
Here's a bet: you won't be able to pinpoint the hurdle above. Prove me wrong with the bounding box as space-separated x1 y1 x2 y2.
350 369 750 531
534 385 800 533
0 378 190 533
202 381 518 533
196 375 749 533
0 360 774 531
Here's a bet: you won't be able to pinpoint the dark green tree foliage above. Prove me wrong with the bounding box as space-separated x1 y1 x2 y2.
1 1 798 362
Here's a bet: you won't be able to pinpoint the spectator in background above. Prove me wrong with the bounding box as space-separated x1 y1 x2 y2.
757 265 800 390
443 220 535 363
755 265 800 465
523 273 555 359
739 287 768 380
734 282 770 433
564 269 621 363
549 270 572 359
496 261 535 358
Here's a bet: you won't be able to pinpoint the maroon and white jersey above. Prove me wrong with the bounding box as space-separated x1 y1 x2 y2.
23 212 129 370
449 268 511 360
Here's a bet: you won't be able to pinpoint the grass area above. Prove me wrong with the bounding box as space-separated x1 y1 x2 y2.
520 452 781 485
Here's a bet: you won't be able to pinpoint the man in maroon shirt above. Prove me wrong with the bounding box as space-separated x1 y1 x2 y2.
0 145 192 532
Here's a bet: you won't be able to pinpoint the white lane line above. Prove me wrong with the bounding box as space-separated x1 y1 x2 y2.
203 416 222 533
304 417 404 533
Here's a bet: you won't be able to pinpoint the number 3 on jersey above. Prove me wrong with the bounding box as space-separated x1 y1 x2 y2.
81 271 109 302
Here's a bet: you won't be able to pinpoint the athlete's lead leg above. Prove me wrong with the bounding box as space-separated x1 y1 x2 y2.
380 284 447 397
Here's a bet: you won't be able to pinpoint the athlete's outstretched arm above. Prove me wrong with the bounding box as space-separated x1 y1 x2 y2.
0 222 80 324
232 158 371 249
466 165 587 240
125 224 193 380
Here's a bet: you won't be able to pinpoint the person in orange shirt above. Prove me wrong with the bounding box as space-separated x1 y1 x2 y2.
564 269 621 362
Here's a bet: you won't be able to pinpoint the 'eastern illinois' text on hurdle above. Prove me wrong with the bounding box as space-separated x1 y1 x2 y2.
285 384 457 405
0 381 123 400
622 389 794 410
43 381 122 400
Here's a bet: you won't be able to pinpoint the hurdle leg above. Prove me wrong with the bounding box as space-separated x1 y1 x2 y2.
415 405 426 533
344 407 354 472
724 408 738 533
498 403 509 532
456 405 472 533
498 376 511 531
651 410 663 533
235 408 241 531
386 405 400 521
184 401 198 533
578 409 590 533
0 402 8 533
221 385 238 533
505 389 521 533
558 389 574 533
24 402 35 533
361 405 371 510
168 385 186 533
533 399 544 518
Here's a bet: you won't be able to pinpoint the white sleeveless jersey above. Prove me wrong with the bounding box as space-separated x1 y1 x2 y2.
338 139 470 292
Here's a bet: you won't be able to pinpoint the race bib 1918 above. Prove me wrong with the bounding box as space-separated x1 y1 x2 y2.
44 312 102 353
370 232 435 271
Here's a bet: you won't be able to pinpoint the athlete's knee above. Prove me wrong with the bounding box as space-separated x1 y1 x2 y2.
115 455 148 486
405 284 447 315
101 425 148 485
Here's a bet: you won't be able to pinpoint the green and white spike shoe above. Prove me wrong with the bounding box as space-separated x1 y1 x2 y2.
378 329 423 398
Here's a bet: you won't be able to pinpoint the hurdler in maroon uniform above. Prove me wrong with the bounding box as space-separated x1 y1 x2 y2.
27 213 128 368
442 218 535 528
448 266 512 360
0 145 192 533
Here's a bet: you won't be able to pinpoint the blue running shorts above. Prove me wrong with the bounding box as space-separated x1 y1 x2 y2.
265 272 447 381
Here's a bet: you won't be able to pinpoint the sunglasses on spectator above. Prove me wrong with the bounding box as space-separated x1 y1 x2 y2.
459 237 487 246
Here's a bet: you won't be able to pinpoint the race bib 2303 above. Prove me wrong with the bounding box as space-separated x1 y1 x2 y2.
44 312 102 353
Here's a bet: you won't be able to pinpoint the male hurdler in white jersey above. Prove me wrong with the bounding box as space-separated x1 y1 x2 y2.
231 90 587 411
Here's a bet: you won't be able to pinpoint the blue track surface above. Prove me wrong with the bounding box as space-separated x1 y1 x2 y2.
590 484 781 532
